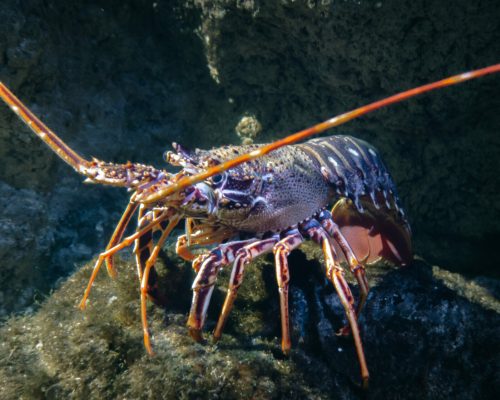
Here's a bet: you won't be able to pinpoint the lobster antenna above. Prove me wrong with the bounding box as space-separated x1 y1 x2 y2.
0 82 92 172
141 63 500 204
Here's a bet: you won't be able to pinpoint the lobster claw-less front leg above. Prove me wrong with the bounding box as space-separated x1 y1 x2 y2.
187 239 257 342
138 215 181 354
273 229 304 354
104 197 139 278
134 206 176 306
301 218 369 387
319 209 370 336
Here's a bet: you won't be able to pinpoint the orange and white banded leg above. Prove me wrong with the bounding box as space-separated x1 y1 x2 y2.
135 207 179 305
213 235 280 341
301 218 369 386
139 215 180 354
79 210 171 309
104 197 139 278
319 209 369 333
187 239 257 342
134 206 154 282
273 229 304 355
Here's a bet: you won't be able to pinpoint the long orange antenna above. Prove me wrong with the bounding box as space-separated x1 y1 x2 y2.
141 63 500 204
0 82 91 172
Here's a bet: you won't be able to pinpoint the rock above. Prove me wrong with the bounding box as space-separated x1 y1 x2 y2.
0 247 497 399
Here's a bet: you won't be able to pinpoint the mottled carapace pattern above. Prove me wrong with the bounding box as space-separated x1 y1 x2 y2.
168 136 411 266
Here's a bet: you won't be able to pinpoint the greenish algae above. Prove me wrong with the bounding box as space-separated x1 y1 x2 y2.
2 247 498 399
0 253 339 400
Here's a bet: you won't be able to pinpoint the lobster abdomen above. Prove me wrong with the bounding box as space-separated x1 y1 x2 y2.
299 136 401 212
299 135 412 265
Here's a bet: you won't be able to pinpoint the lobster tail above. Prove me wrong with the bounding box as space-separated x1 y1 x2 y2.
300 135 412 266
332 197 412 266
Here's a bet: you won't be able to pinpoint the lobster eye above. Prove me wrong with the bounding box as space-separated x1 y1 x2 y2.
211 174 224 184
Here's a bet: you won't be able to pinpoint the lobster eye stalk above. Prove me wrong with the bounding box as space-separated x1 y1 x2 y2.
180 182 216 216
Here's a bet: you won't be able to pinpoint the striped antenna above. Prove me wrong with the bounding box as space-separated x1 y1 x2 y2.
0 82 91 172
141 63 500 204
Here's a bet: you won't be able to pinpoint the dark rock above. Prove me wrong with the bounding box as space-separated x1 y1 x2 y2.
0 249 497 399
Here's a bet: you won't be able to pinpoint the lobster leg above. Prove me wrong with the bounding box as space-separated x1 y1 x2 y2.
302 219 369 386
273 229 304 355
175 235 198 262
213 235 280 341
134 207 177 305
104 197 139 278
177 219 238 267
134 206 154 282
319 210 369 334
139 215 181 354
187 239 257 342
79 210 171 309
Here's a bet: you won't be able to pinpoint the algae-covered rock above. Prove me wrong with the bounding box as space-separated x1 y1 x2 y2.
0 246 498 399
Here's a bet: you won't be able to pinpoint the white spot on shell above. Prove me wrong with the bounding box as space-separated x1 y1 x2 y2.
11 105 19 113
386 240 402 262
368 148 377 157
348 148 360 157
370 191 380 209
328 156 338 167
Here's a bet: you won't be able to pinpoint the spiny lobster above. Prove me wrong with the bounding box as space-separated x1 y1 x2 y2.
0 64 498 386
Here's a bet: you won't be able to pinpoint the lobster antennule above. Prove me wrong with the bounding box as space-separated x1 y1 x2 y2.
0 81 169 189
0 81 91 172
141 63 500 204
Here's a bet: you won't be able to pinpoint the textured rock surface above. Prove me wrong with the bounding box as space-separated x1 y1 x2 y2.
0 249 498 399
0 0 237 316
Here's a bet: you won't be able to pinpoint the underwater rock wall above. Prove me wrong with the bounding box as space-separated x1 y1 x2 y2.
0 0 236 316
0 0 499 314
